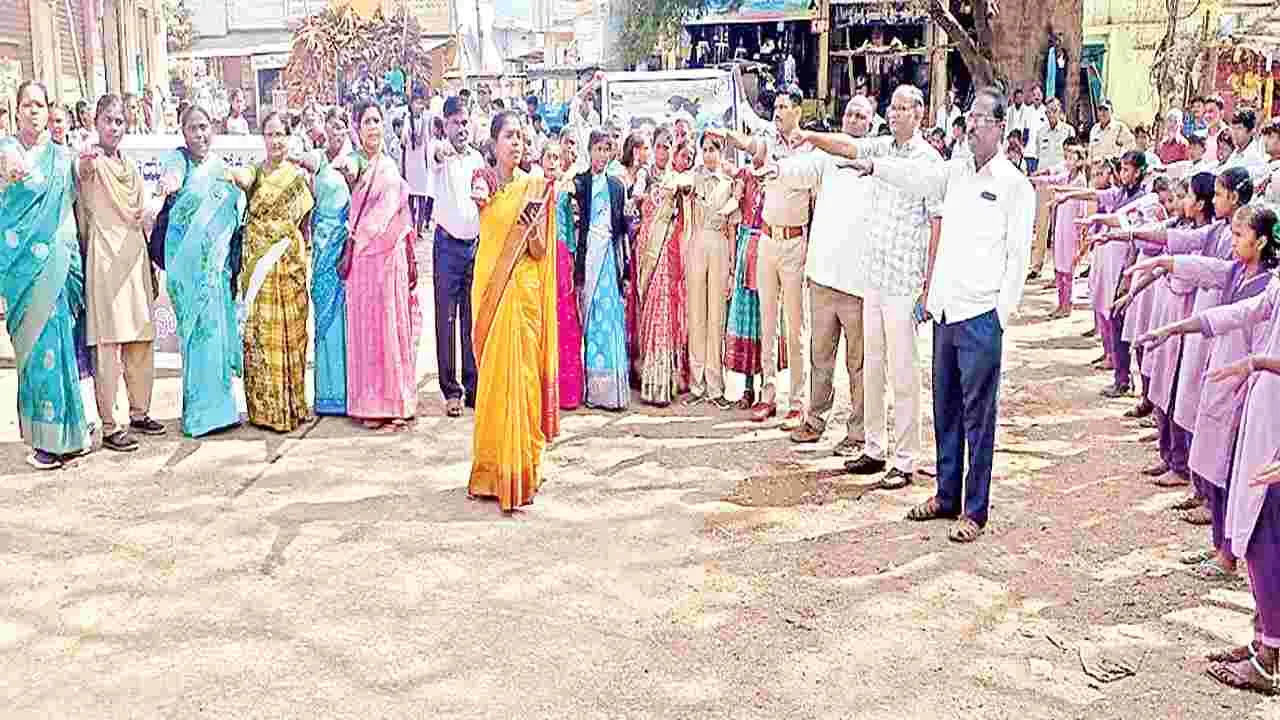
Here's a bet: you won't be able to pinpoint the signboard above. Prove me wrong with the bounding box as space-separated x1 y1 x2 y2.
602 69 740 135
120 134 265 195
118 135 265 353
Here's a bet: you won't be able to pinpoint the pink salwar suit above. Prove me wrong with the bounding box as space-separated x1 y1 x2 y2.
344 154 421 420
1197 277 1280 650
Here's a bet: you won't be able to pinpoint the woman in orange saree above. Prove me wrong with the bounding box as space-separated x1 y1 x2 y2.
468 111 560 512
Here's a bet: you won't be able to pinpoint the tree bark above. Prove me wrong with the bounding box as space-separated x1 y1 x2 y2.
942 0 1084 125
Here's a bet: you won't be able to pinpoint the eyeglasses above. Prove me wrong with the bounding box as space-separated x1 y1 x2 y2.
966 112 1000 127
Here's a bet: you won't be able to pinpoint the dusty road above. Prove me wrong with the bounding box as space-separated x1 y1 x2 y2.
1 266 1278 719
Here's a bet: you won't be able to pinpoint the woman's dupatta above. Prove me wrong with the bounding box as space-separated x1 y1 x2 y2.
473 172 561 440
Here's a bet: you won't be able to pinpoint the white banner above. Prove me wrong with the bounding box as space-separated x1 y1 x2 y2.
602 70 740 135
120 134 265 195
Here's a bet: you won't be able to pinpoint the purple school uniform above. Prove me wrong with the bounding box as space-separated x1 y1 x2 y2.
1042 171 1087 274
1175 258 1273 553
1122 239 1164 345
1171 221 1235 431
1199 276 1280 646
1141 274 1195 412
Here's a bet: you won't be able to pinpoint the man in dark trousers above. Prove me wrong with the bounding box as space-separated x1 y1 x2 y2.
427 96 487 417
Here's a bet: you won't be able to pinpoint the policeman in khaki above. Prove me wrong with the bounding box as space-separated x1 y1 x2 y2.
712 84 814 428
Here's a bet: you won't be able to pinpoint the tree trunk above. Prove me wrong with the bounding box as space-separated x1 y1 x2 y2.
927 0 1084 125
987 0 1085 125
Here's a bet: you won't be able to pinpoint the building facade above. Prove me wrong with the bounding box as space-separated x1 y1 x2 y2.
0 0 167 115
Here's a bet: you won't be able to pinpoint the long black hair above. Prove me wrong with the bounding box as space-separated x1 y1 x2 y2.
1238 204 1280 270
1218 166 1255 208
1189 172 1216 223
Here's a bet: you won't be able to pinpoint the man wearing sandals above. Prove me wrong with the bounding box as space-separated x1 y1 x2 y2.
429 97 485 418
801 87 1032 542
791 85 942 490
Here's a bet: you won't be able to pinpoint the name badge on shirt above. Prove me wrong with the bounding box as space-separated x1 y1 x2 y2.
980 191 998 202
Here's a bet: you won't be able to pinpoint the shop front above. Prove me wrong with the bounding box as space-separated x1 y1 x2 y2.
683 0 819 103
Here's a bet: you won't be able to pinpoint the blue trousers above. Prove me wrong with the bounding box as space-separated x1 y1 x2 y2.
433 227 477 402
932 310 1003 527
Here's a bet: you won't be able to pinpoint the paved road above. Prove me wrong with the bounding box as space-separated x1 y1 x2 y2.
1 265 1278 718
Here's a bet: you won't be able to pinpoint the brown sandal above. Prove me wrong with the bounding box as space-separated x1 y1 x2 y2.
1179 506 1213 526
1207 642 1257 664
906 496 955 522
948 517 984 543
1171 494 1203 511
1205 655 1279 696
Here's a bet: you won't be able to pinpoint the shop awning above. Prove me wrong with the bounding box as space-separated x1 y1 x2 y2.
685 0 815 26
182 29 294 59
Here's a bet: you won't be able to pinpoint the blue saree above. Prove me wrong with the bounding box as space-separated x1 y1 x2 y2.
164 151 245 437
0 139 90 455
310 152 350 415
579 174 630 410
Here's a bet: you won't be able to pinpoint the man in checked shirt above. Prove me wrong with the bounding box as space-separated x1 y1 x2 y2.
792 84 943 490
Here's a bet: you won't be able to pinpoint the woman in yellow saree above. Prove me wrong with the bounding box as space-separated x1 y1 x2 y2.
469 110 560 512
228 112 315 432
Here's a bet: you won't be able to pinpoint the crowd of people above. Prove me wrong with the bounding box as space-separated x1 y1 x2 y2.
4 68 1280 696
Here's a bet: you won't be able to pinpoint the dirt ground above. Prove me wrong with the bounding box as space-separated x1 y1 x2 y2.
1 264 1278 718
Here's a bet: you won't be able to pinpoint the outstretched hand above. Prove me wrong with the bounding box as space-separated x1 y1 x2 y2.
1206 357 1254 384
1253 460 1280 488
1137 326 1174 350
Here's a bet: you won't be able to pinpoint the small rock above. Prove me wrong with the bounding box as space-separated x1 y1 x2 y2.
1029 658 1054 679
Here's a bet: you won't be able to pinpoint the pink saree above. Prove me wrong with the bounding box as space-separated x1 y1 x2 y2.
345 153 421 420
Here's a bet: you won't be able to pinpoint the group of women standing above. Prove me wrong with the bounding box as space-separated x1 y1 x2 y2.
1 79 423 474
1050 152 1280 696
543 123 771 413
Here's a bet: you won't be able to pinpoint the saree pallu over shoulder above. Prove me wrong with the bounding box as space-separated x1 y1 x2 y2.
241 162 315 432
311 155 351 416
634 183 690 405
0 139 89 454
345 155 419 420
165 153 247 437
469 172 560 511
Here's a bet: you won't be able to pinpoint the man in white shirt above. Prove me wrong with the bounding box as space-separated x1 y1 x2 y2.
1202 96 1225 161
1261 120 1280 203
429 96 487 417
1021 86 1048 173
469 83 495 148
774 96 874 456
822 87 1034 542
1006 88 1027 147
565 72 604 174
1223 107 1270 184
935 87 963 132
797 85 943 488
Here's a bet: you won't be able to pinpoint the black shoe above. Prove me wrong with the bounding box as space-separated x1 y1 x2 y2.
1100 383 1132 398
844 454 887 475
103 430 139 453
464 395 476 409
880 468 913 490
129 416 166 436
